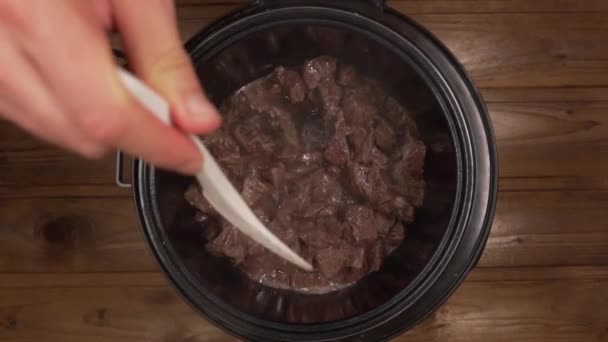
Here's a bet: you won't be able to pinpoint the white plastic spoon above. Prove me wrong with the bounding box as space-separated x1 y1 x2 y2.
116 67 313 272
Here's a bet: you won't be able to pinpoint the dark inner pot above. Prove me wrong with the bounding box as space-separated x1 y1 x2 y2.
133 3 496 341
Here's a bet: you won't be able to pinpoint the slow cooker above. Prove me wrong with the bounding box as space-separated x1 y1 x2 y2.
116 0 498 340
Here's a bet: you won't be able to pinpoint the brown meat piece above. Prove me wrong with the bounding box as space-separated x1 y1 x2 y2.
348 127 375 164
383 96 409 127
317 77 343 114
324 113 350 166
403 142 427 178
346 162 388 204
302 56 338 89
206 223 248 265
375 213 396 238
315 245 352 279
274 66 306 104
204 133 241 163
343 86 379 126
337 64 358 87
379 196 416 223
374 119 397 151
242 78 283 113
232 114 276 154
345 205 378 244
384 222 405 254
184 184 218 216
241 174 271 207
367 242 384 272
370 147 389 169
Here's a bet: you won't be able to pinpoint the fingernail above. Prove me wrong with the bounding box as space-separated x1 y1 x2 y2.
185 93 220 124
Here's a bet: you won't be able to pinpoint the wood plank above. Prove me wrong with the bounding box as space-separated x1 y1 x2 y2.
175 0 608 14
399 277 608 342
0 267 606 342
481 87 608 103
0 122 120 189
1 266 607 288
0 191 606 272
3 88 606 198
0 198 155 273
479 191 608 268
491 101 608 191
172 11 608 88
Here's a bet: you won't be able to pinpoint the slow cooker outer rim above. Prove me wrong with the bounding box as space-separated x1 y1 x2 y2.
133 2 497 341
180 11 472 339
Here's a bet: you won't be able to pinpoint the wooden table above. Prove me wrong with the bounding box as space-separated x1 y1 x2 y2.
1 1 607 341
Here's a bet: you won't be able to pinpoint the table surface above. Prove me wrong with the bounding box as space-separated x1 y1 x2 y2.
1 1 607 341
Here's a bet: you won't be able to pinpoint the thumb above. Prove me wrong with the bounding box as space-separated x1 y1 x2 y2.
110 0 221 135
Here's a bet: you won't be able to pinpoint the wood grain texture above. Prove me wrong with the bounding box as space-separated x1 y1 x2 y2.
3 91 606 199
1 0 608 341
1 191 606 272
0 267 606 342
175 0 608 14
0 198 154 272
172 7 608 88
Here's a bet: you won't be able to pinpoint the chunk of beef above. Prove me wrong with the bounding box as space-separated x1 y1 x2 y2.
337 64 358 87
343 85 379 126
298 221 332 249
351 247 366 270
274 66 306 103
317 77 343 114
375 213 396 238
232 114 276 154
346 162 388 204
379 196 416 223
241 77 283 113
241 174 271 207
253 194 279 223
383 96 409 127
384 222 405 254
206 222 248 265
219 92 249 125
315 245 352 279
265 104 300 147
370 147 389 169
403 142 427 178
205 134 241 163
307 169 341 202
302 56 338 89
390 141 426 206
345 205 378 244
283 151 323 178
374 119 397 151
367 242 384 272
324 113 350 166
185 184 218 216
348 127 375 164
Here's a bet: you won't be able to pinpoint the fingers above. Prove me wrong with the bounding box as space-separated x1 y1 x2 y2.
6 0 203 174
111 0 222 134
0 31 106 158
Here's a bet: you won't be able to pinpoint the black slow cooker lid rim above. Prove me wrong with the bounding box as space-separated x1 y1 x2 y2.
135 3 492 342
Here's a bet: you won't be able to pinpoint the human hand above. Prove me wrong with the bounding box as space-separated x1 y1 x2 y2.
0 0 221 174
